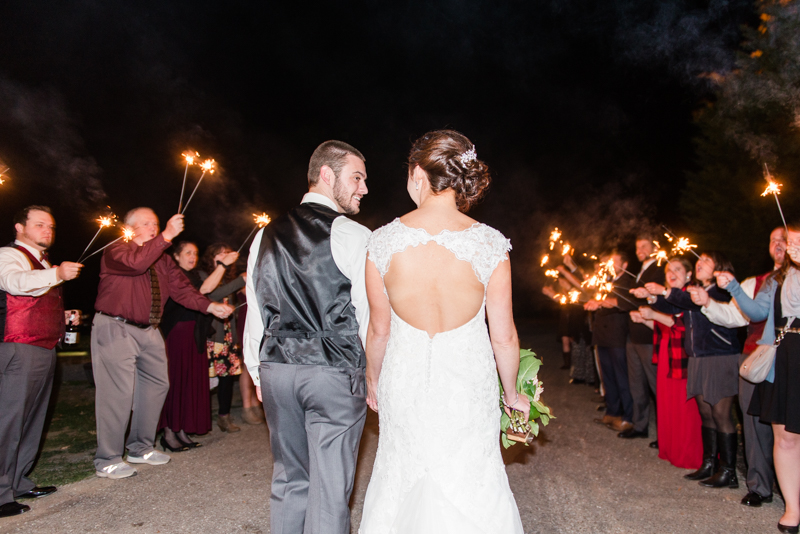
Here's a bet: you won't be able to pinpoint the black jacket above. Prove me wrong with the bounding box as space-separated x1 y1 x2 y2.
592 272 635 348
651 284 741 357
617 260 666 345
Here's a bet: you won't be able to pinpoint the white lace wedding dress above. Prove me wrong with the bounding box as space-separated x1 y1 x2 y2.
359 219 524 534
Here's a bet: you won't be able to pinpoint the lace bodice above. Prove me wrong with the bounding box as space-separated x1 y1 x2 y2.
367 218 511 286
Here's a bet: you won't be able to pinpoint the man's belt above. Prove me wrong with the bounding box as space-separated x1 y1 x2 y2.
266 329 358 339
97 311 154 329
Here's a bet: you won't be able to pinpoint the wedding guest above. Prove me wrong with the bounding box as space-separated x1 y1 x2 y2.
635 251 740 488
92 208 232 479
630 256 702 469
585 251 635 432
199 243 246 432
0 206 82 517
158 241 243 450
718 221 800 533
618 235 664 441
691 227 784 508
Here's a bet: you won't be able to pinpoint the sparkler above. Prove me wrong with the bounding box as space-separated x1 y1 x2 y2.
561 243 571 256
540 254 549 267
544 269 560 279
236 212 272 254
761 163 789 233
661 226 701 259
81 228 135 262
649 240 669 266
77 215 116 263
181 158 216 214
178 151 199 213
548 228 561 251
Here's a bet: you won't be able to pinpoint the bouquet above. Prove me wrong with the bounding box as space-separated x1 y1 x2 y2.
499 348 554 448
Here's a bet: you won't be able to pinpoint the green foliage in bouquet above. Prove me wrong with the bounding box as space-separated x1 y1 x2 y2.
498 348 554 448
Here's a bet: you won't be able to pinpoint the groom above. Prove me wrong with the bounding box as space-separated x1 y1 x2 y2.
243 140 370 534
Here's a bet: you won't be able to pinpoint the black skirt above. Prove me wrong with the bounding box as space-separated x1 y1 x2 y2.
748 284 800 434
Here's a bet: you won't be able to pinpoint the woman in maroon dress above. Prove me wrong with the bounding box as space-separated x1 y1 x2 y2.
631 256 702 469
158 242 241 450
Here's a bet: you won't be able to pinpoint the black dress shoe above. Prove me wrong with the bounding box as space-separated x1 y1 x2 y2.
618 428 648 439
0 501 30 517
778 522 800 534
176 436 202 449
16 486 57 499
160 435 189 452
649 440 659 449
740 491 772 507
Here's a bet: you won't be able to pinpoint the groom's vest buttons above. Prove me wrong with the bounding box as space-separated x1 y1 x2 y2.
254 203 365 368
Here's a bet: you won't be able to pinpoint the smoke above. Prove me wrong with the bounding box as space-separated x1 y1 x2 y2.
0 76 107 209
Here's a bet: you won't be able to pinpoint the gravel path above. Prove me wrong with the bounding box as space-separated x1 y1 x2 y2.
0 322 783 533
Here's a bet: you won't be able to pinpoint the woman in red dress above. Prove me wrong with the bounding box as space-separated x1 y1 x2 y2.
631 256 702 469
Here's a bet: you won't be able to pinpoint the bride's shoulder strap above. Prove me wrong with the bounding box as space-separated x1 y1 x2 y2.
463 224 512 286
367 218 420 277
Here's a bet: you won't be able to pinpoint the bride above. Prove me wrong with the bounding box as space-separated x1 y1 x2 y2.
359 130 527 533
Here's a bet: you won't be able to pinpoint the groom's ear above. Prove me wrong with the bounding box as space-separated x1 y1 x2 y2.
319 165 335 187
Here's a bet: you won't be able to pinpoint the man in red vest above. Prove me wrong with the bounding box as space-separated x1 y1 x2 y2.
0 206 82 518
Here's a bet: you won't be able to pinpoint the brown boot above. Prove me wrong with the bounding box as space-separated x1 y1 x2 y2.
217 414 241 433
242 406 265 425
609 420 633 432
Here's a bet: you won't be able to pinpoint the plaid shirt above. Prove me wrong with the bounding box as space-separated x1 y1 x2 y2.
652 312 688 380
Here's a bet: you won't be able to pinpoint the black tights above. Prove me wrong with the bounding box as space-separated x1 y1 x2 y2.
218 375 235 416
695 394 736 434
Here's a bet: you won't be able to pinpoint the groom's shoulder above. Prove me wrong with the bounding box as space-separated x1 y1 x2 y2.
332 215 372 244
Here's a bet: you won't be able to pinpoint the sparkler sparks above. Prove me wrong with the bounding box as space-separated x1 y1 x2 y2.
181 159 217 214
549 228 561 250
544 269 560 279
650 241 669 266
661 227 701 259
540 255 549 267
81 227 134 262
178 151 200 213
561 243 571 256
77 213 118 263
236 212 273 254
761 163 789 233
568 290 581 304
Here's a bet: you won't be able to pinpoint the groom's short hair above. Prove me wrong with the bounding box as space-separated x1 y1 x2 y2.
307 140 365 186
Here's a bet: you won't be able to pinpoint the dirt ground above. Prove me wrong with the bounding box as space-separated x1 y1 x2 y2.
0 322 785 533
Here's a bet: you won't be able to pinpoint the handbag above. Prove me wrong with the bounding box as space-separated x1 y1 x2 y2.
740 317 795 383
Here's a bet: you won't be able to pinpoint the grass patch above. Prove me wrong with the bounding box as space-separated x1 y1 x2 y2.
30 381 97 487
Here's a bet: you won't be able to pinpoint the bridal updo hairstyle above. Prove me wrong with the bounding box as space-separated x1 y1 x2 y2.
408 130 491 213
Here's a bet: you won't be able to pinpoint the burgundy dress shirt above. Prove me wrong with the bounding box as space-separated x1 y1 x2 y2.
94 234 212 324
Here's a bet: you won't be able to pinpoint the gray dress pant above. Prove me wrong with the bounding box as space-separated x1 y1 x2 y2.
91 313 170 469
260 362 367 534
0 343 56 504
626 340 657 433
738 353 775 497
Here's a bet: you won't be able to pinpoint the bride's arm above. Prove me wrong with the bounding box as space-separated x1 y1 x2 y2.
365 258 391 413
486 258 530 420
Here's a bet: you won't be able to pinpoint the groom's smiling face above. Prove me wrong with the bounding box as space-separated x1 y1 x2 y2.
331 155 368 215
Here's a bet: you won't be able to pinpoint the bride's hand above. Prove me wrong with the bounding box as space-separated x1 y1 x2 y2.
366 376 379 413
503 391 530 422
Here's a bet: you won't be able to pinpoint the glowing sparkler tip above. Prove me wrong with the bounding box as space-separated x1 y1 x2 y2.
540 254 549 267
762 181 782 197
97 216 114 228
122 228 135 242
561 243 571 256
544 269 560 279
253 213 272 227
199 159 216 173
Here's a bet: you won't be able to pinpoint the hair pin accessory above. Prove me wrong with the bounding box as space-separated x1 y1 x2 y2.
459 146 477 165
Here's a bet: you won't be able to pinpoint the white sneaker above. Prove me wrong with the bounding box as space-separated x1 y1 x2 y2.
127 450 170 465
96 462 137 479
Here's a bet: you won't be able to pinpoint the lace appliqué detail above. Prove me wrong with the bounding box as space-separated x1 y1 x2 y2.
367 218 511 286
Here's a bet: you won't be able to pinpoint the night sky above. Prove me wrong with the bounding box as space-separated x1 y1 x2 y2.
0 1 757 313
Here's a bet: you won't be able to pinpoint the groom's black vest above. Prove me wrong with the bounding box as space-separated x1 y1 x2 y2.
254 202 365 368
